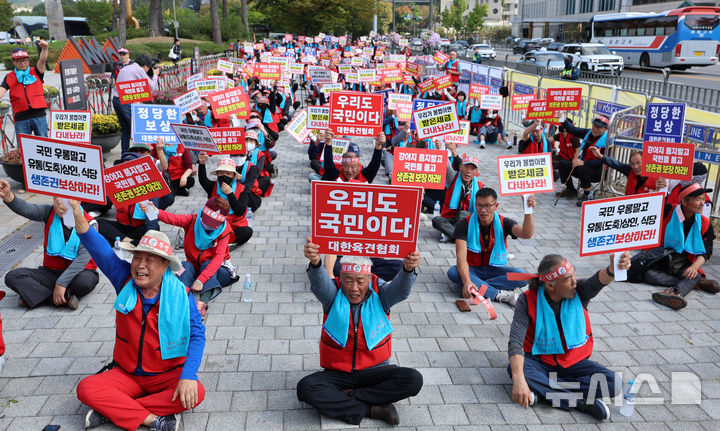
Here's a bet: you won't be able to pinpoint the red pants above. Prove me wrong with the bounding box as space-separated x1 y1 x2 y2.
76 366 205 431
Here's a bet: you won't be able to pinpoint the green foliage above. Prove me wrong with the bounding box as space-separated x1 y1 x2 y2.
31 29 51 39
77 0 114 35
440 0 466 33
465 3 488 35
0 0 13 31
256 0 376 37
32 0 78 16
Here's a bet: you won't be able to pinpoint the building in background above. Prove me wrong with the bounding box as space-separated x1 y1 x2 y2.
440 0 519 26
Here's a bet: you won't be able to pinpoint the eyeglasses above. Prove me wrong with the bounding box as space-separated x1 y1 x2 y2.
476 203 497 210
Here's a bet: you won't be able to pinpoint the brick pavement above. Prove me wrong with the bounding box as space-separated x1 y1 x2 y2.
1 116 720 430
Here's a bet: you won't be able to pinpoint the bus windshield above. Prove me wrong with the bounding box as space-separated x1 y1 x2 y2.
684 14 720 30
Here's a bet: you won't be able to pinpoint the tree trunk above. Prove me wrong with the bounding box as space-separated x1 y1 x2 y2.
45 0 67 41
210 0 222 43
222 0 227 21
112 0 118 31
119 0 127 46
241 0 249 32
149 0 162 37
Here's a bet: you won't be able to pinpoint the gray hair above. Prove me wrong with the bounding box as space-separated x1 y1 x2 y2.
339 255 373 271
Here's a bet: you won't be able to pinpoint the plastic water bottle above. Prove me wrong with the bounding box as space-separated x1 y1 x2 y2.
243 273 253 290
114 236 129 261
588 190 594 201
433 201 441 218
619 379 636 417
246 209 254 228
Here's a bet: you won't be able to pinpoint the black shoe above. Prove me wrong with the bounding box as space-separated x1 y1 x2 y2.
556 188 577 198
576 194 589 207
66 294 79 310
85 409 109 429
370 404 400 425
652 291 687 310
175 188 189 197
576 399 610 420
151 413 182 431
696 277 720 294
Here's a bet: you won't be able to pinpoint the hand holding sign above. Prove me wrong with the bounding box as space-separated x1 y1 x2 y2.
612 251 631 281
0 179 12 202
304 236 322 266
376 132 386 149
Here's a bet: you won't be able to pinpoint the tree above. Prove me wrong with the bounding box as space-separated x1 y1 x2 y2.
0 0 13 31
222 0 227 21
119 0 127 45
45 0 68 41
241 0 249 31
148 0 163 37
465 2 487 38
77 0 114 35
210 0 222 43
440 0 466 35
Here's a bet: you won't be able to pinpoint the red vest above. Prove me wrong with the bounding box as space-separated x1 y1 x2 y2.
167 143 188 181
116 203 146 227
523 289 594 368
210 181 248 228
556 133 576 161
43 209 97 271
114 284 188 374
464 213 507 267
441 173 484 218
183 214 232 272
319 276 392 372
660 205 710 264
337 168 368 183
446 59 460 83
6 68 47 115
667 185 711 207
625 170 657 195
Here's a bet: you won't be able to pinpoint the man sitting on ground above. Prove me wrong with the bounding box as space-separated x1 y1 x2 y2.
590 148 667 195
431 156 482 242
321 133 385 183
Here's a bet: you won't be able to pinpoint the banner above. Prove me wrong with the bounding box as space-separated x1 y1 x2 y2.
253 62 282 80
643 102 685 143
216 59 235 74
391 147 447 190
308 105 330 130
329 91 383 137
480 94 503 111
131 104 182 145
468 83 490 100
396 101 412 122
49 110 91 144
388 93 412 110
444 120 470 146
312 182 422 259
580 192 664 256
547 88 582 112
104 155 170 207
433 51 449 65
641 142 694 180
511 94 535 111
496 153 555 196
413 102 460 139
116 79 152 104
434 75 452 91
194 78 226 97
173 89 204 115
170 123 220 153
207 86 251 119
19 134 105 204
208 128 246 154
286 108 311 143
59 59 87 110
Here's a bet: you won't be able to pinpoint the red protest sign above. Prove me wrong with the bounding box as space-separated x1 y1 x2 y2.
312 182 422 259
104 155 171 207
253 63 282 80
328 91 383 137
396 101 412 122
525 100 557 121
433 51 449 65
207 86 251 119
641 142 694 180
417 78 436 93
547 87 582 111
208 128 246 155
391 147 447 190
434 75 452 91
468 84 490 100
511 94 535 111
405 62 420 76
116 79 152 104
382 68 403 85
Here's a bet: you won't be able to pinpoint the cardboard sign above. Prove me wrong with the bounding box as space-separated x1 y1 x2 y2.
496 153 555 196
511 94 535 111
525 100 556 121
643 102 686 143
433 51 449 65
49 110 91 144
194 79 226 97
254 62 282 80
480 94 503 111
329 91 383 137
131 104 182 145
19 134 105 204
217 59 235 74
104 155 170 207
331 138 351 164
286 108 311 143
173 89 204 115
547 88 582 111
396 101 412 122
59 59 87 110
308 105 330 130
641 142 694 180
309 68 334 84
434 75 452 91
312 182 422 259
444 120 470 146
417 78 436 94
170 123 220 153
208 128 246 154
580 192 664 256
413 102 460 140
357 68 377 83
388 93 412 110
391 147 447 190
116 79 152 104
382 68 403 85
207 86 251 119
468 84 490 100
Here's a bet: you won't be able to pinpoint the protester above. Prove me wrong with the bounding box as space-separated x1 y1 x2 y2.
476 109 511 149
297 238 423 426
519 120 552 154
552 122 579 178
69 201 205 431
438 51 461 84
665 162 712 218
590 148 667 195
507 253 630 420
0 180 98 309
111 47 131 83
321 133 385 183
431 156 482 242
160 139 195 196
112 54 160 153
0 43 50 138
170 38 182 64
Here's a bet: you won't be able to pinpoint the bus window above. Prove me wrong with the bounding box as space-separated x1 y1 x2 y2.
637 26 645 36
684 15 719 30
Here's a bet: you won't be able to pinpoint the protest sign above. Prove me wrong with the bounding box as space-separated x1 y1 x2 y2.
496 153 555 196
433 51 449 65
59 59 87 110
116 79 152 104
49 110 91 144
345 72 359 84
307 105 330 130
480 94 503 111
268 56 290 72
641 142 694 180
382 68 403 85
321 83 343 93
391 147 447 190
312 182 422 259
444 120 470 146
19 134 105 204
194 79 225 97
410 98 445 131
525 100 557 121
170 123 219 153
413 102 460 139
104 155 170 207
173 89 204 115
396 101 412 122
417 78 436 94
511 94 535 111
468 83 490 100
207 86 251 119
643 102 685 143
405 62 420 76
580 192 664 256
254 62 282 80
351 57 363 67
286 108 311 143
132 104 182 145
330 138 351 164
547 88 582 111
338 64 353 74
388 93 412 110
309 68 333 84
217 59 235 74
434 75 452 91
208 128 245 154
357 68 377 83
329 91 383 137
289 62 304 75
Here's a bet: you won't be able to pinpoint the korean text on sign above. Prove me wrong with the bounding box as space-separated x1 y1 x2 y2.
308 106 330 130
547 88 582 111
444 120 470 146
254 62 282 80
312 182 422 259
19 134 105 204
116 79 152 104
170 123 219 153
173 89 204 115
286 108 311 143
131 104 182 145
208 86 251 119
104 155 170 207
525 99 557 121
511 94 535 111
49 110 91 144
496 153 555 196
328 91 383 137
391 147 447 190
468 84 490 100
643 102 686 143
580 192 664 256
413 102 460 140
208 128 245 154
641 142 694 180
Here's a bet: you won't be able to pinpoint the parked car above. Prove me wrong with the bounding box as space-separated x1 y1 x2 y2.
513 40 540 54
517 51 566 70
446 43 464 53
547 42 565 52
465 44 496 59
410 38 422 47
455 40 469 48
538 38 554 46
439 38 451 47
561 43 624 74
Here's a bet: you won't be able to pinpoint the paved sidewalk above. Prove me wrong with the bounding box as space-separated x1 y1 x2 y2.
1 125 720 431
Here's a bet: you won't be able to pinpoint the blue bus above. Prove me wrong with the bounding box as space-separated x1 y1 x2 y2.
590 7 720 70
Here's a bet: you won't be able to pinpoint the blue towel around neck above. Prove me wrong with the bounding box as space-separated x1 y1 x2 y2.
532 284 588 355
193 213 226 250
664 205 706 255
449 175 479 212
15 68 37 85
215 179 237 214
46 214 80 260
579 130 607 160
466 211 507 266
262 108 273 126
114 269 190 360
163 143 178 157
132 202 148 220
257 130 267 151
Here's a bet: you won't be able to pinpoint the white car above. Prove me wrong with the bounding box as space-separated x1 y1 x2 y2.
561 43 624 74
466 44 496 60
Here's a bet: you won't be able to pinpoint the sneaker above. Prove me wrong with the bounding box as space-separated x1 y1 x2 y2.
479 142 486 149
88 210 102 218
505 142 513 149
440 233 449 243
85 409 109 429
66 294 79 310
529 391 538 406
555 188 577 198
696 278 720 294
370 404 400 425
494 290 518 306
151 413 182 431
575 399 610 420
652 290 687 310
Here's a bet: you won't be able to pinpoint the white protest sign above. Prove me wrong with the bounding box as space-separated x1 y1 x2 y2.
322 83 343 94
357 68 377 83
480 94 503 111
308 105 330 130
289 62 305 75
443 120 470 146
268 56 290 73
194 79 226 97
338 64 353 74
331 138 351 164
388 93 412 110
170 123 220 153
496 153 555 196
286 108 311 143
49 110 92 144
186 72 204 90
217 59 235 74
309 69 333 84
173 89 204 115
412 102 460 140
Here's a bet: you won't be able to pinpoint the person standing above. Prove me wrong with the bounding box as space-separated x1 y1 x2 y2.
0 43 50 138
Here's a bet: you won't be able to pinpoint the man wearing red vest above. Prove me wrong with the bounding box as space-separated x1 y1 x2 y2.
590 149 667 195
70 200 205 431
0 44 49 138
1 180 99 309
431 155 481 242
298 238 423 426
519 119 553 155
321 133 385 183
438 50 461 83
507 253 631 420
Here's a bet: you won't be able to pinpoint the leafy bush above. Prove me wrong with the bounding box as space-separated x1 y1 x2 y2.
43 85 59 97
92 114 121 135
31 29 50 40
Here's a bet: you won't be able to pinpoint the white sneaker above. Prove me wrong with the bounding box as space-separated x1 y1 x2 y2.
505 142 513 149
88 210 102 218
495 290 518 306
479 141 486 149
440 233 449 242
507 253 515 260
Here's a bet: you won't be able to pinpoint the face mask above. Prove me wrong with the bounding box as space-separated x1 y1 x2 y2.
246 141 256 152
489 113 496 119
232 155 246 166
218 175 234 185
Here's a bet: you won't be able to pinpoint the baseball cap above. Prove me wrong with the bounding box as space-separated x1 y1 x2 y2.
678 182 712 201
118 47 129 55
200 198 229 230
128 142 153 152
461 156 480 168
11 48 29 60
592 115 609 128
